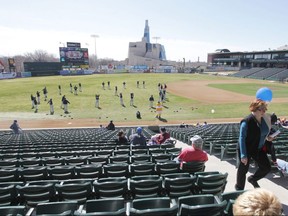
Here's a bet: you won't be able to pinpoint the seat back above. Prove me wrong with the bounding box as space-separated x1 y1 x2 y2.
156 161 181 175
178 194 226 216
130 163 155 176
130 175 162 199
87 156 108 165
47 166 75 180
181 161 206 174
179 200 227 216
19 166 48 181
195 172 228 195
109 155 130 164
130 197 178 216
56 181 92 204
0 184 19 206
163 173 196 197
151 154 172 163
16 183 56 207
0 168 19 182
221 190 245 216
130 154 151 163
0 206 26 216
103 163 129 178
75 164 102 179
36 201 78 215
85 198 126 215
93 177 128 199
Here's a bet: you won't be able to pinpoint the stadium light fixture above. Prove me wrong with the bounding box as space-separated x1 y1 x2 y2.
90 34 99 71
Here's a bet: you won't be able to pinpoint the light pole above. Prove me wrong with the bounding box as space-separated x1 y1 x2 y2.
90 34 99 71
152 36 160 44
59 42 65 47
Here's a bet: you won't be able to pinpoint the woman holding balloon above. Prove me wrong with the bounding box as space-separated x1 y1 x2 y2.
235 87 275 190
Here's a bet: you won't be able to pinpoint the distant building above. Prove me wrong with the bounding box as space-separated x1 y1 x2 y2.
207 46 288 69
128 20 167 67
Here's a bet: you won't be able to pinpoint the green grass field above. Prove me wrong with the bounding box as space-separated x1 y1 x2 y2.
1 73 287 124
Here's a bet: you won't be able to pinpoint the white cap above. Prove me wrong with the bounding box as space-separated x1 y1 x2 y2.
190 135 203 146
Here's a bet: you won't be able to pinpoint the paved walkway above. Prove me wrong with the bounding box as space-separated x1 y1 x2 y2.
175 140 288 214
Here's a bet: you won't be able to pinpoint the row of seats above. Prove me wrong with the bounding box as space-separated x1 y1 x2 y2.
0 161 206 182
0 146 179 160
0 153 183 168
0 140 176 153
1 190 244 216
0 171 228 207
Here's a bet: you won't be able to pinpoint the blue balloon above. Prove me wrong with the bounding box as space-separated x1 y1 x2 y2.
256 87 273 102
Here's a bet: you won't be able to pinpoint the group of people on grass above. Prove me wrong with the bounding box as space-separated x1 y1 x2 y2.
28 81 167 119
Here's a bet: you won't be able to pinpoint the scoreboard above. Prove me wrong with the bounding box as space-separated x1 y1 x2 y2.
59 47 89 65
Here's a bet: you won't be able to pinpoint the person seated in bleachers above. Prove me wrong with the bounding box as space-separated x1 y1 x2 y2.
106 120 115 131
10 120 22 134
129 127 147 147
149 127 170 145
115 130 129 145
233 188 282 216
174 135 208 165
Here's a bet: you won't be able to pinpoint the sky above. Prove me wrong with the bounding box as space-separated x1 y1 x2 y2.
1 0 288 62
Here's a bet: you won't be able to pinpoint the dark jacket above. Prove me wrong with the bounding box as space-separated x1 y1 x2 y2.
239 114 261 156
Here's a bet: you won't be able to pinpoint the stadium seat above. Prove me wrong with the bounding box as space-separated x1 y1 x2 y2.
87 156 109 165
129 197 178 216
79 198 126 216
103 163 129 178
0 183 21 206
55 179 93 204
16 183 57 207
181 161 206 174
36 201 79 216
0 206 26 216
151 153 172 163
178 194 227 216
130 175 162 199
109 155 130 164
47 165 75 180
156 161 181 175
75 164 102 179
130 154 151 163
221 190 245 216
18 166 48 181
162 173 196 198
194 172 228 195
0 168 19 182
93 177 128 199
130 162 155 176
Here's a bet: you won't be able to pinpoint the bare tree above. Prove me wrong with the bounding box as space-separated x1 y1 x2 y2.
24 50 58 62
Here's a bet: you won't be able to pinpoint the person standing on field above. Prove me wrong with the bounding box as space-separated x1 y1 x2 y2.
149 95 154 108
70 83 73 93
47 98 54 115
36 91 41 104
79 83 82 92
95 94 100 108
156 101 163 119
63 97 70 114
33 97 38 113
58 85 62 95
130 93 134 106
42 86 48 101
120 93 124 106
115 86 118 96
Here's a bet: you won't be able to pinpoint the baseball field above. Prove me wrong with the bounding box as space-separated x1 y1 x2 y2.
0 73 287 129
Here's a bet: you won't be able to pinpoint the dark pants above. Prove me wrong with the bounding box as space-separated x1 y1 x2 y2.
236 149 271 190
